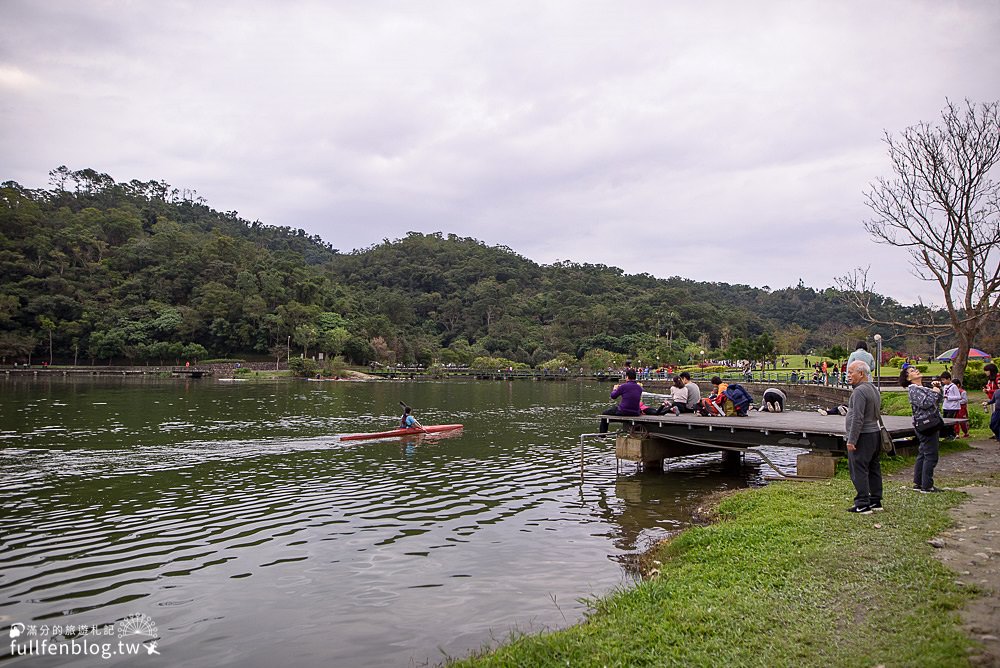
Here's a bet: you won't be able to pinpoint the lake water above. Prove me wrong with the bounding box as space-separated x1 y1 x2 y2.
0 377 787 667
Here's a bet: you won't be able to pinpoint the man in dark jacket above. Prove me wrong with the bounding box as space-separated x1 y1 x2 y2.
844 360 883 514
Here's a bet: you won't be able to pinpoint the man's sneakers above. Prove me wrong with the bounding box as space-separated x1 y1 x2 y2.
837 405 848 416
919 487 944 493
848 501 883 514
817 408 828 415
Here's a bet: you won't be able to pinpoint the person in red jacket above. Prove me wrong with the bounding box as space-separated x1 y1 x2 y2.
953 379 970 438
984 363 999 442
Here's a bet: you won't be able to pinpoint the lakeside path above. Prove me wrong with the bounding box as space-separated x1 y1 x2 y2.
891 438 1000 667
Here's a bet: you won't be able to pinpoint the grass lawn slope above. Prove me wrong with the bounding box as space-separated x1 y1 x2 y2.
452 475 976 667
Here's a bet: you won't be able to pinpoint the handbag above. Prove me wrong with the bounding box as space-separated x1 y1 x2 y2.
876 413 895 454
913 413 943 434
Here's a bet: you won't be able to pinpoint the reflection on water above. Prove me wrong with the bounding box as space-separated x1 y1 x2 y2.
0 377 789 667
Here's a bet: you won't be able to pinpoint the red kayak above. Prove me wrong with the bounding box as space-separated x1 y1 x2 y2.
340 424 464 442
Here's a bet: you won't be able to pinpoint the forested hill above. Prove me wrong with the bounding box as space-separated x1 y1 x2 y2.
1 168 915 367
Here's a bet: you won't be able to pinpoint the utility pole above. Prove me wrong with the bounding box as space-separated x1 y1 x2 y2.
873 334 882 387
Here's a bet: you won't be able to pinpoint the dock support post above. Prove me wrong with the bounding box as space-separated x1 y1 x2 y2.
721 450 742 468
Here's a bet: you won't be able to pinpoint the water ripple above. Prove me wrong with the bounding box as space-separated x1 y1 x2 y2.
0 379 783 667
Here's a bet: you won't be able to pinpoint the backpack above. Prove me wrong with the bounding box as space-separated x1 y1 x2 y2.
724 383 753 416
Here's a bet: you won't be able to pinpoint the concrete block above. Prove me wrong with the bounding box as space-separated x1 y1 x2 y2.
796 452 838 478
615 435 667 468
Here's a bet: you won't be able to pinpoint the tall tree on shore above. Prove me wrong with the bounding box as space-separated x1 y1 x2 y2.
839 99 1000 381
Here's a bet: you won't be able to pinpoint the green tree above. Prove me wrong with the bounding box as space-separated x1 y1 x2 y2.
0 331 35 364
37 315 55 365
728 338 749 361
470 355 523 371
538 353 577 371
750 333 777 365
343 336 374 365
0 294 19 327
774 324 809 355
293 324 319 358
582 348 619 371
439 338 476 365
827 345 849 361
88 330 124 365
0 170 949 370
318 326 350 359
182 343 207 363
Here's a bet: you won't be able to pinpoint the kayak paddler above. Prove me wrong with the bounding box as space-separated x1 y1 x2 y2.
399 406 425 431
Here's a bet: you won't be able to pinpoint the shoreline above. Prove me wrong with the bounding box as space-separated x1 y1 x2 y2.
0 366 380 381
451 438 1000 667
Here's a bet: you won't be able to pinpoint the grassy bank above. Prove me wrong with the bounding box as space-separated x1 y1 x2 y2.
452 468 979 666
446 395 991 666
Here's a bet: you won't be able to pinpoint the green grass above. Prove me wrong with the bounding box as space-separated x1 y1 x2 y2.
450 480 976 667
779 354 951 378
449 393 996 666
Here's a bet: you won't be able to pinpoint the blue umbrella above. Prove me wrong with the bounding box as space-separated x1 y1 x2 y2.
935 347 992 361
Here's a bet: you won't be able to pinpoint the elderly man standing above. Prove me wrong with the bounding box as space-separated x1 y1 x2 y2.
844 360 883 514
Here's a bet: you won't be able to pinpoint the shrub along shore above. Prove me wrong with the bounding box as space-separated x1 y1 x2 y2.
451 443 987 666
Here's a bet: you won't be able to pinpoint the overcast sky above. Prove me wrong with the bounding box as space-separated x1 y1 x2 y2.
2 1 999 305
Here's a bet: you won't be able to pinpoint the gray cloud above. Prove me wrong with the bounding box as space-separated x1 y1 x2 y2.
3 0 999 305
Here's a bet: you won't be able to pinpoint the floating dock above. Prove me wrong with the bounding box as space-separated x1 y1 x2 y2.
599 411 958 478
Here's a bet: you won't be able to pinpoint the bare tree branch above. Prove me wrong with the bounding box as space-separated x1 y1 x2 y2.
839 99 1000 380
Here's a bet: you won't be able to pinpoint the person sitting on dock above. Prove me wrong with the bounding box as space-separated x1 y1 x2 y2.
757 387 786 412
698 376 728 416
665 376 689 415
678 371 701 413
599 369 643 432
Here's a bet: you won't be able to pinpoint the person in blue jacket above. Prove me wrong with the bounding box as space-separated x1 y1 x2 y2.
399 406 423 430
